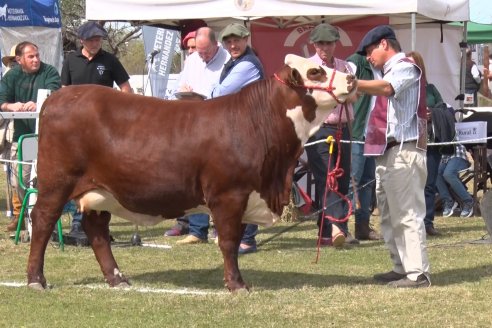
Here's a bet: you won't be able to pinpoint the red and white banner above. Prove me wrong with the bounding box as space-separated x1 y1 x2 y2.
251 16 389 76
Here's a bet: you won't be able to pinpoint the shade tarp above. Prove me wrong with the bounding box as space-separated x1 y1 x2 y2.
86 0 469 27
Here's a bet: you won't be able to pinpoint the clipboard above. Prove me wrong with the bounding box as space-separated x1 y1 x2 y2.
174 91 206 100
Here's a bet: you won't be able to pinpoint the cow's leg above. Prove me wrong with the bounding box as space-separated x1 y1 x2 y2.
27 203 64 290
82 210 129 287
210 194 249 292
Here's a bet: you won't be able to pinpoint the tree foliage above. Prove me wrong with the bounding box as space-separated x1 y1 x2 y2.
59 0 186 75
59 0 144 74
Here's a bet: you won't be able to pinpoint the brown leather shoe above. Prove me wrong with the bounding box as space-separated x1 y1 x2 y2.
345 232 360 245
176 234 207 245
373 271 406 283
355 222 382 240
426 226 441 236
6 217 24 232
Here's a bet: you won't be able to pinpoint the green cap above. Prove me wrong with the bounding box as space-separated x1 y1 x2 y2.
220 23 250 41
309 23 340 43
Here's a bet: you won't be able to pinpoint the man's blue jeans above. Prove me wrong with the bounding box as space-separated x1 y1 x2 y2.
306 125 350 237
241 224 258 246
436 157 472 204
350 142 375 225
188 214 257 245
188 214 210 240
424 147 442 228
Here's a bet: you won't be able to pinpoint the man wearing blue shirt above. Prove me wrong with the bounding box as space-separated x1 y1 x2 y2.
211 23 264 254
211 24 263 98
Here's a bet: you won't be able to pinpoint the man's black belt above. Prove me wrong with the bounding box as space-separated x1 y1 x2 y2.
322 122 348 128
386 140 412 150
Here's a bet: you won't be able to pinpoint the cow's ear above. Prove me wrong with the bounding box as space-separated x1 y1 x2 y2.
289 68 304 87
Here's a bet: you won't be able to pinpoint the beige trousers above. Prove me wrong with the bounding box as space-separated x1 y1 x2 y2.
10 142 32 206
375 142 430 282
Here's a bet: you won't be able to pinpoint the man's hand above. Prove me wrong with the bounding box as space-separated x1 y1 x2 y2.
22 101 37 112
178 84 193 92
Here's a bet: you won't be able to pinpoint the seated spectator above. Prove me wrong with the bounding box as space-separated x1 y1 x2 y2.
436 143 474 218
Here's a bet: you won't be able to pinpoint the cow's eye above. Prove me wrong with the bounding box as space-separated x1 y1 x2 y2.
307 68 320 75
307 68 325 81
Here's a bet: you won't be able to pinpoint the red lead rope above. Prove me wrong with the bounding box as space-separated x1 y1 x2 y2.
315 106 353 263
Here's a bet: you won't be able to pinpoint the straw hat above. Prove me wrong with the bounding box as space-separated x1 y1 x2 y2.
2 44 17 67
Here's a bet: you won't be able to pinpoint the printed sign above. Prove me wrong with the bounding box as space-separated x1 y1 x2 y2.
455 121 487 144
142 26 180 99
0 0 61 28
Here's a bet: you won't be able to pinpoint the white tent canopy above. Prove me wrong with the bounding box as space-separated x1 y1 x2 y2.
86 0 470 107
87 0 469 28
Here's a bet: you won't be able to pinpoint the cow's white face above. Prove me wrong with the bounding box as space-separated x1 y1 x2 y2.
285 54 355 108
284 54 356 144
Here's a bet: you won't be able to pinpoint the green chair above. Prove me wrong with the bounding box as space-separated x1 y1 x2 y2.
14 133 64 250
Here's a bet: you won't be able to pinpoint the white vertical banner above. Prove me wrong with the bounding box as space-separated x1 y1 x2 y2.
142 26 180 99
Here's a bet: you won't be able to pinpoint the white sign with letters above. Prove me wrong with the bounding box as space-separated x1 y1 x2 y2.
455 121 487 144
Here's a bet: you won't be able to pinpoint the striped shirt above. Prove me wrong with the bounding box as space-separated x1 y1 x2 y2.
384 53 421 142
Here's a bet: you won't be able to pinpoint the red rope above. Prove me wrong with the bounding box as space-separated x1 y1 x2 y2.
314 115 353 263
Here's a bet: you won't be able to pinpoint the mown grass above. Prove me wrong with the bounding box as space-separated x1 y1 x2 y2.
1 181 492 327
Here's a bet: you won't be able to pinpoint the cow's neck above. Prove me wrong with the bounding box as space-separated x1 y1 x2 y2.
286 104 335 145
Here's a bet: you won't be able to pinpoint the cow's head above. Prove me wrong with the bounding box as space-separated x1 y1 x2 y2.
284 54 356 109
278 54 357 144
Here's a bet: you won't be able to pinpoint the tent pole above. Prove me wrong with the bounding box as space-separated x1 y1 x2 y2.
459 21 468 115
411 13 416 51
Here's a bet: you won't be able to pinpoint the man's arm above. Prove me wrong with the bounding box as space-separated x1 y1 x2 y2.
357 79 394 97
118 81 133 93
211 61 259 97
60 56 71 86
43 64 62 91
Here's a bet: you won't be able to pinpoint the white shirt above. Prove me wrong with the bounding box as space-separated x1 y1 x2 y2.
176 46 230 99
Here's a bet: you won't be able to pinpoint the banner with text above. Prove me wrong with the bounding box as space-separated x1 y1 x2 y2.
142 25 180 99
0 0 61 28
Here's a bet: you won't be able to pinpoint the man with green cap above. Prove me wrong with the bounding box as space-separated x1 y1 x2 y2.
211 23 264 254
211 23 263 98
305 23 357 248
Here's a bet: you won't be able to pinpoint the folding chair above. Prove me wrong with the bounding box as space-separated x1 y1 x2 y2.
14 133 64 250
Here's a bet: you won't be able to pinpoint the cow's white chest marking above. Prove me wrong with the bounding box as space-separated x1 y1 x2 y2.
286 105 333 144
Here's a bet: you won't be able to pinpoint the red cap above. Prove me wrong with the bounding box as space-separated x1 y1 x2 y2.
182 31 196 49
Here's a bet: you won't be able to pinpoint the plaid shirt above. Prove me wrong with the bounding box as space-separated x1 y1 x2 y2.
441 144 469 164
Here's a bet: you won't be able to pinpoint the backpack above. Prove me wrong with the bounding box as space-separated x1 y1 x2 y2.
429 103 456 155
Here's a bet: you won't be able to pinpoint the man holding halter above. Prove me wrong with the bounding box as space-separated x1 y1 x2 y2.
356 25 430 288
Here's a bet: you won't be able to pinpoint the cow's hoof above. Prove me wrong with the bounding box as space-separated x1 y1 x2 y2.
232 287 250 295
115 281 131 289
226 281 249 293
28 282 46 291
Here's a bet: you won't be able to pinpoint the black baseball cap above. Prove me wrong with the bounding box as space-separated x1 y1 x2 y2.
78 21 108 40
357 25 396 56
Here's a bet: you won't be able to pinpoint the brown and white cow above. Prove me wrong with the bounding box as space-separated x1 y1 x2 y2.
27 54 356 291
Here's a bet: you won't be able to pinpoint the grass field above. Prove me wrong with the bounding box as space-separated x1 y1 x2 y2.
1 174 492 327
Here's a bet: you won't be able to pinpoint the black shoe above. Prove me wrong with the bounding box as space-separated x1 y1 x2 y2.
68 223 86 237
387 274 430 288
373 271 406 283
